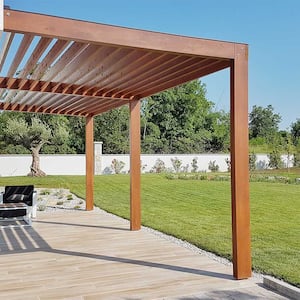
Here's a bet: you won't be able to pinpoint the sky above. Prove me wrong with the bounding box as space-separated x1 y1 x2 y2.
3 0 300 129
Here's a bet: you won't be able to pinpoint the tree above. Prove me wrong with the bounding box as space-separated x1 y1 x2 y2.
141 80 226 153
249 105 281 141
94 106 129 154
291 119 300 146
3 114 70 176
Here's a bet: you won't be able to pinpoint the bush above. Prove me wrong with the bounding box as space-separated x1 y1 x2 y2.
268 150 283 169
111 159 125 174
249 152 257 171
151 159 166 173
191 157 198 173
171 157 182 173
208 160 219 172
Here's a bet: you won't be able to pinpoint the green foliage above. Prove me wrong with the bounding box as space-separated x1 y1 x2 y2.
171 157 182 173
249 152 257 171
191 157 198 173
111 159 125 174
94 106 129 154
208 160 219 172
151 158 166 173
249 105 281 142
291 118 300 146
141 80 230 153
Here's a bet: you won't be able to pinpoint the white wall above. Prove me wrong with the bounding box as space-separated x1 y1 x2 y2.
0 153 294 177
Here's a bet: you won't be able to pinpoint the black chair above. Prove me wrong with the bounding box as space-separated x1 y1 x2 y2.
0 185 37 224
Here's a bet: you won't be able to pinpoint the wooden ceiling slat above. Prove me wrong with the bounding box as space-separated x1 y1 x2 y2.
109 55 203 98
88 51 167 96
30 39 71 80
0 32 15 72
49 95 83 114
120 58 217 98
98 53 183 97
61 46 120 86
51 44 101 83
139 60 230 98
91 100 126 116
42 42 88 81
18 37 52 78
7 34 34 77
59 96 102 115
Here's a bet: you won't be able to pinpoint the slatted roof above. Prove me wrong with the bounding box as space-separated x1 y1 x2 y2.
0 8 239 117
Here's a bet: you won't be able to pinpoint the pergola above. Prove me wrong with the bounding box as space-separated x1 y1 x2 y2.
0 8 251 279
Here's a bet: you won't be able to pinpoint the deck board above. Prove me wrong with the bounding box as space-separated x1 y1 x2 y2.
0 209 286 299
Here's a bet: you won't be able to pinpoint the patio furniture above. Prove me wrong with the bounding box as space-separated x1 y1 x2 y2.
0 185 37 226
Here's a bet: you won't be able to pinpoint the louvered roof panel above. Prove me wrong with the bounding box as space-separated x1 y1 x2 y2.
0 8 238 116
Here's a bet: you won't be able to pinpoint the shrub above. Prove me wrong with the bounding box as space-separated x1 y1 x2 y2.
191 157 198 173
225 158 231 172
171 157 182 173
111 159 125 174
208 160 219 172
40 189 51 195
249 152 257 171
268 150 283 169
56 201 64 205
151 159 166 173
67 194 73 200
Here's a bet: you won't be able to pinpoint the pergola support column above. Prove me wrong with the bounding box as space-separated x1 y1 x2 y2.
129 100 141 231
230 44 252 279
85 115 94 211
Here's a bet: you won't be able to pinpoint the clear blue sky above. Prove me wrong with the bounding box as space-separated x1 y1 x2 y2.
4 0 300 129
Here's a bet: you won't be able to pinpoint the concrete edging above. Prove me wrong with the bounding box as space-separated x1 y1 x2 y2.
263 275 300 300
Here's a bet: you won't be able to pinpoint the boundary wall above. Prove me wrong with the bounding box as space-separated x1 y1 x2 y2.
0 152 293 177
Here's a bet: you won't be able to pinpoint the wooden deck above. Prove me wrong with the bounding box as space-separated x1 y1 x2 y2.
0 209 286 299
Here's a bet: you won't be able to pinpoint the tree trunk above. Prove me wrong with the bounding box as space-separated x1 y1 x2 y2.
27 144 46 177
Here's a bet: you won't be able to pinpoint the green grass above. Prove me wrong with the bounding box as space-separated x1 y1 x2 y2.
0 174 299 287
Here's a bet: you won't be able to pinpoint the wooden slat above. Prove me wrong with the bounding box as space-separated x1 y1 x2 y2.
6 34 34 77
0 32 15 72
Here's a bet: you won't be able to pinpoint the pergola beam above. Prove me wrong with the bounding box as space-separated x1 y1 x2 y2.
230 44 252 279
4 9 235 59
85 116 94 211
129 100 141 230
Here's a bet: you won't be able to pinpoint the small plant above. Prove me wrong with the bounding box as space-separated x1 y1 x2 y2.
56 201 64 205
249 152 257 171
191 157 198 173
268 149 283 169
55 189 65 199
37 204 46 211
79 200 84 205
151 158 166 173
74 205 81 210
208 160 219 172
111 158 125 174
171 157 182 173
225 158 231 172
40 189 51 195
67 194 73 200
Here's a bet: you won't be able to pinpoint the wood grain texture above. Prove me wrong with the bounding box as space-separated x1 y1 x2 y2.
230 44 251 279
0 210 285 299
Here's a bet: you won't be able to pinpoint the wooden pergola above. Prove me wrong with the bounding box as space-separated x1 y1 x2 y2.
0 9 251 279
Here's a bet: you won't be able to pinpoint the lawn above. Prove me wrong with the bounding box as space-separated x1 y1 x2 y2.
0 174 299 287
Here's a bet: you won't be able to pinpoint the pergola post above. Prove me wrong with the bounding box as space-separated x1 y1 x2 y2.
230 44 252 279
85 115 94 211
129 100 141 231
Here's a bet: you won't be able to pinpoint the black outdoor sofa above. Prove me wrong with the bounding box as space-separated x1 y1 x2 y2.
0 185 37 226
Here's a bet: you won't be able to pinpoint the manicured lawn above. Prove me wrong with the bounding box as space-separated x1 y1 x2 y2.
0 174 299 287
